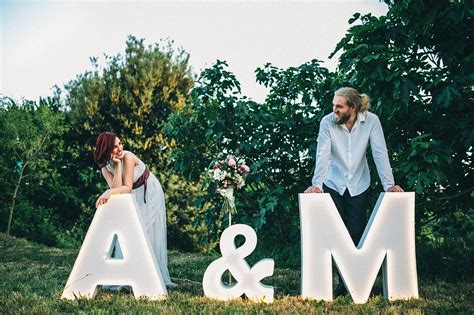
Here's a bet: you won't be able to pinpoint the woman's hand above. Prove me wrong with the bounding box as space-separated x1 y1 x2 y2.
110 152 125 165
96 189 113 208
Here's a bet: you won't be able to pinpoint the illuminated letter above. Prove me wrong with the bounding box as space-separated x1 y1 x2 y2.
299 192 418 304
203 224 274 302
62 194 167 300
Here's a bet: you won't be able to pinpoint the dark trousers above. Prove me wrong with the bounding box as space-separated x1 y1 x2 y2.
323 184 369 246
323 184 370 294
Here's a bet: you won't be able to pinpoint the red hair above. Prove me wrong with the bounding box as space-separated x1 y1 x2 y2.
93 131 117 168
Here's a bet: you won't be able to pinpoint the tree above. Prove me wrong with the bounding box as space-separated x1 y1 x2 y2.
63 35 209 251
165 60 335 251
66 35 193 166
166 2 472 276
0 96 66 246
330 0 473 277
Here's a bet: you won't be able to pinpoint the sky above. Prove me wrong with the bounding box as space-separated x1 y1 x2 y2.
1 0 388 103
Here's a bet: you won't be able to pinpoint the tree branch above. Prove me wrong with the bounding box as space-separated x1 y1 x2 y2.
417 186 474 207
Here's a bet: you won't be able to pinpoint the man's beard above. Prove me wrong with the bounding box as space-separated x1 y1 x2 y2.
335 112 351 125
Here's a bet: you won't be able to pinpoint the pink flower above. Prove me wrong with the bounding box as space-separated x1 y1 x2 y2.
213 162 221 169
240 164 250 173
228 158 236 168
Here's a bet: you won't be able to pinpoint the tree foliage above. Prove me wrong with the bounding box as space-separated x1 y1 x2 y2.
62 35 212 251
166 1 472 275
66 35 193 166
1 2 471 279
166 59 335 248
0 94 71 246
331 0 473 244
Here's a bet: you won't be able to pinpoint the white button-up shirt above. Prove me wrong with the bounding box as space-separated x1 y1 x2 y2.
311 111 395 196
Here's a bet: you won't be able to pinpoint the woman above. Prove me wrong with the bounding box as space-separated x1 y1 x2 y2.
93 131 174 288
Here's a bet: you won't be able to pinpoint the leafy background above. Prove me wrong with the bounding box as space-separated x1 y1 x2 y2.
1 0 472 281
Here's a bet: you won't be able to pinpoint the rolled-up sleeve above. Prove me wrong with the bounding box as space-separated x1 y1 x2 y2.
370 116 395 191
311 117 331 189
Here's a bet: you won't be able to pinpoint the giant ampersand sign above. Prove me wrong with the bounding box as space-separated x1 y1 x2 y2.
202 224 275 303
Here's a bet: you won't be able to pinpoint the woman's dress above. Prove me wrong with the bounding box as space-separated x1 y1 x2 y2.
106 154 172 285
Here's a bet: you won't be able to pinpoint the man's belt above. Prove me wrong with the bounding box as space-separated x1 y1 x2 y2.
132 167 150 203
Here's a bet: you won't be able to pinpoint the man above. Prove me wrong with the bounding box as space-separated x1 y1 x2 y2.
304 87 403 295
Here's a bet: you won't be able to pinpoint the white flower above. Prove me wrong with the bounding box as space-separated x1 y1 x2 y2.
218 187 234 198
220 171 227 181
235 174 244 185
213 169 222 181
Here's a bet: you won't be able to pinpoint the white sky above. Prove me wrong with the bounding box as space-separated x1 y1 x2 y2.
1 0 388 103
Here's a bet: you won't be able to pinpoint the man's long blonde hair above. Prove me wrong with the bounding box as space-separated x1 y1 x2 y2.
334 87 370 113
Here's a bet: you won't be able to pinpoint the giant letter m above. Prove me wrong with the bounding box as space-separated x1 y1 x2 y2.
299 192 418 304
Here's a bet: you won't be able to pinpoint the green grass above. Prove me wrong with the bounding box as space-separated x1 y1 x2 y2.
0 233 472 314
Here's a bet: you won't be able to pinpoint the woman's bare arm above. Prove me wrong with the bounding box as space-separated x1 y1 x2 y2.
120 153 134 192
111 161 123 188
101 167 114 188
96 153 137 208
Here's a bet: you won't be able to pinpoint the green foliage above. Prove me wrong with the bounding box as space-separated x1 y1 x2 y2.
63 35 207 251
166 1 472 274
0 95 74 245
166 60 335 248
331 0 473 250
159 172 213 252
1 234 472 313
66 35 193 162
1 2 471 285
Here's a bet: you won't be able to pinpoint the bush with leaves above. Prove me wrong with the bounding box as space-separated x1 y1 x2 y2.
0 95 74 246
165 60 335 254
331 0 473 278
63 35 210 251
166 1 472 277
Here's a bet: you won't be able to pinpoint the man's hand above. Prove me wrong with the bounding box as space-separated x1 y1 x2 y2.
387 185 404 192
304 186 322 193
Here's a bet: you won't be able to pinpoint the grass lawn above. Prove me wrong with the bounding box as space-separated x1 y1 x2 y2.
0 233 472 314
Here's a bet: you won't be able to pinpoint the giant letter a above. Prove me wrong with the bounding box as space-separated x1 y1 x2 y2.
299 192 418 304
62 194 167 300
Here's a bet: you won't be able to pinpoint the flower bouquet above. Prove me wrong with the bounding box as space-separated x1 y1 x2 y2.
207 154 250 225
